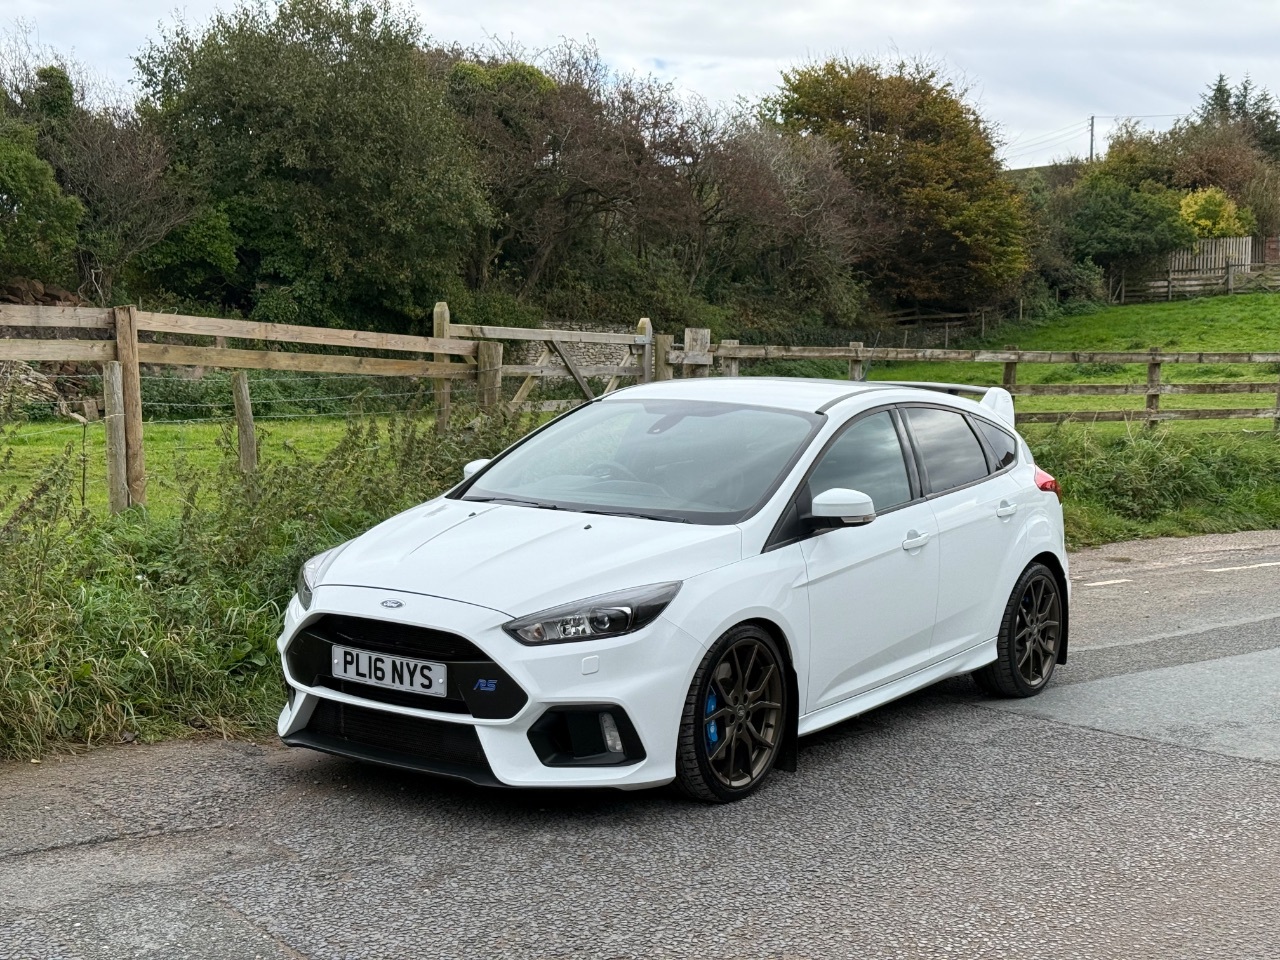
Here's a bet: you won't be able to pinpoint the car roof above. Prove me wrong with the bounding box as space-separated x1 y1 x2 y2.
605 377 979 414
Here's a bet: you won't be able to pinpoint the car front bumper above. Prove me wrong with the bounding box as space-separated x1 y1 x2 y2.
277 585 703 789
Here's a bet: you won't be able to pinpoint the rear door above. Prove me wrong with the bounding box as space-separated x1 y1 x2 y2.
900 405 1024 661
794 408 942 712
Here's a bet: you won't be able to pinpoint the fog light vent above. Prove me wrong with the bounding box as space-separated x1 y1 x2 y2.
599 712 623 753
527 705 646 767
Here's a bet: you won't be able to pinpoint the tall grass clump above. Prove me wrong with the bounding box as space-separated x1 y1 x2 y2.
0 408 534 760
1027 426 1280 547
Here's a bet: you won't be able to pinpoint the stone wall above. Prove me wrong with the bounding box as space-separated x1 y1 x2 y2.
517 319 639 368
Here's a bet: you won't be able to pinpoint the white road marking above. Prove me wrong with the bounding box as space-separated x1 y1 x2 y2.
1083 578 1134 587
1204 561 1280 573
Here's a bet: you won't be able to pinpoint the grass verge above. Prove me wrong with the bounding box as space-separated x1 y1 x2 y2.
0 410 534 760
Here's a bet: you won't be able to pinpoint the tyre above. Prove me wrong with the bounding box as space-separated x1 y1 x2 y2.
675 624 788 803
973 562 1064 698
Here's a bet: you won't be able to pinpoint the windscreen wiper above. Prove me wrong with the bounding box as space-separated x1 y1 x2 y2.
578 509 690 523
466 496 560 510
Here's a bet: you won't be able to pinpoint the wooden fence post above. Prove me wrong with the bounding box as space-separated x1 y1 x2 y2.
1269 366 1280 435
477 341 503 412
1168 266 1174 301
638 318 653 384
1273 366 1280 433
231 371 257 473
1227 260 1235 295
432 301 452 433
720 340 739 377
102 361 129 514
1146 347 1162 428
654 335 674 381
683 328 712 378
112 305 146 506
1002 345 1018 390
848 342 864 381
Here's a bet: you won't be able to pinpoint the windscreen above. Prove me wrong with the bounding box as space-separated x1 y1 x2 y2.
457 399 822 524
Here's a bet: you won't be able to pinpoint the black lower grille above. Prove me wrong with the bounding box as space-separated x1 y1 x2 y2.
307 699 488 768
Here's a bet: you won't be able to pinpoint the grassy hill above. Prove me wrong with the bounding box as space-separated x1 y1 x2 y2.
747 293 1280 426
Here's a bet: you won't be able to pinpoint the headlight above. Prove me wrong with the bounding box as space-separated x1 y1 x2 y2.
295 547 340 610
503 582 681 645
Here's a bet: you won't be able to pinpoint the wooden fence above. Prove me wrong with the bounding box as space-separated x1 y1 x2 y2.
1114 236 1275 303
1167 237 1255 272
6 305 1279 511
658 328 1280 429
1 302 653 511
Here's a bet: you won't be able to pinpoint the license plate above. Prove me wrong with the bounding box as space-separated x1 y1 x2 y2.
331 645 447 698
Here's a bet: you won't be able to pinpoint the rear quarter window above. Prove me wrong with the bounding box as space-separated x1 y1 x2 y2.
973 418 1018 470
905 406 989 494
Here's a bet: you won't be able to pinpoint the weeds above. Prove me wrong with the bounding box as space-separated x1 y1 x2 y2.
0 408 534 760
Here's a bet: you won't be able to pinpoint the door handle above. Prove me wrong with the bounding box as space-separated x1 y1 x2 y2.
901 531 931 551
996 501 1018 518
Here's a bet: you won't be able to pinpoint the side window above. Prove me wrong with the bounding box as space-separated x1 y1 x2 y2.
808 411 912 513
974 418 1018 470
905 407 989 494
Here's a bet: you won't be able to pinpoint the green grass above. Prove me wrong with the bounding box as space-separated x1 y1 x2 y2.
3 417 372 518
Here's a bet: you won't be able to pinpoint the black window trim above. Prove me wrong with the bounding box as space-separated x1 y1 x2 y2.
763 403 925 553
898 402 1017 501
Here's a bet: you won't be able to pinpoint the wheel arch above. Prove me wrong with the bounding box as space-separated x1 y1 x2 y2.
1029 551 1070 663
735 617 800 774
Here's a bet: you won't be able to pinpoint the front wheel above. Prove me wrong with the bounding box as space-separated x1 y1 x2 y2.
675 625 788 803
974 562 1064 698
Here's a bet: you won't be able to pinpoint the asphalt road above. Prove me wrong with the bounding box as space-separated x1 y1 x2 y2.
3 531 1279 960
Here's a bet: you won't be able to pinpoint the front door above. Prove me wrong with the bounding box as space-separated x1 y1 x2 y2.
800 409 941 712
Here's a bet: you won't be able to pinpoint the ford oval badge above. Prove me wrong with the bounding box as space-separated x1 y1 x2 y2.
380 599 404 609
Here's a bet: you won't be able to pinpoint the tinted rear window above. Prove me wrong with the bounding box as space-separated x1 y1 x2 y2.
905 407 989 494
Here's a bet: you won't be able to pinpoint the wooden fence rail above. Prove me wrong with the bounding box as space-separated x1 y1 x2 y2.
2 301 656 511
657 327 1280 431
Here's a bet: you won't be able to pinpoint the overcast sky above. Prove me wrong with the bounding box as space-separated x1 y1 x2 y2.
10 0 1280 167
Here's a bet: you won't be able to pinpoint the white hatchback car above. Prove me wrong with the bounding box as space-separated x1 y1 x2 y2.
277 378 1068 802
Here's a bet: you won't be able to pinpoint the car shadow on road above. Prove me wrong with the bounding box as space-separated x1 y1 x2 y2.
295 674 990 818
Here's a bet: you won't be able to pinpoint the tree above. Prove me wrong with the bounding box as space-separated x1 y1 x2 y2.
0 117 81 282
769 57 1029 308
2 61 194 302
1196 74 1280 159
1060 174 1195 270
1179 186 1256 238
135 0 488 330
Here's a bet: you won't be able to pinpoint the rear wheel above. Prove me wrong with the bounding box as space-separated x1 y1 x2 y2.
675 625 787 803
974 562 1063 698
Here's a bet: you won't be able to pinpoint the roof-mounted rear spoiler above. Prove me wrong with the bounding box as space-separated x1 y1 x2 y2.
873 382 1016 427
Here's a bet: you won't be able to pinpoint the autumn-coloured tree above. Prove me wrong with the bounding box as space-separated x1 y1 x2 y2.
769 58 1029 308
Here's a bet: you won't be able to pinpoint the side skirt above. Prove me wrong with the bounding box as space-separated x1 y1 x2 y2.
797 639 996 738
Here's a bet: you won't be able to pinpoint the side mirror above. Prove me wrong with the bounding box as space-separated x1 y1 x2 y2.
806 488 876 529
462 458 491 481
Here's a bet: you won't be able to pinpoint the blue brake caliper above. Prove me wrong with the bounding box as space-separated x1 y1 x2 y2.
705 688 719 748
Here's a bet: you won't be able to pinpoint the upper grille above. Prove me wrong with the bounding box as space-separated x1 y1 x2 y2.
314 614 487 660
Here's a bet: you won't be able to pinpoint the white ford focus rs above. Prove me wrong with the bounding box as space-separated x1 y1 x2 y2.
277 377 1069 802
